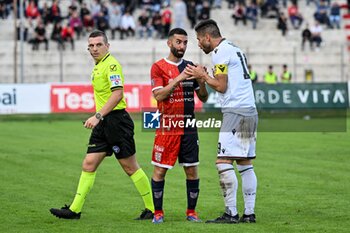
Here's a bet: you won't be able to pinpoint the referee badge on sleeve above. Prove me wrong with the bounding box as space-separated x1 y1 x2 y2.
110 74 121 86
110 64 117 72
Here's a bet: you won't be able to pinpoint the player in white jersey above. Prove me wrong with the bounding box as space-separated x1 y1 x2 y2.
185 19 258 224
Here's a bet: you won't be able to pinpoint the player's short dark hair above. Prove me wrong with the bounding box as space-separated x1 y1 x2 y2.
194 19 221 38
168 28 187 38
89 30 108 44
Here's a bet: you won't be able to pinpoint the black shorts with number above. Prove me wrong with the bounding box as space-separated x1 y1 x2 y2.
87 109 136 159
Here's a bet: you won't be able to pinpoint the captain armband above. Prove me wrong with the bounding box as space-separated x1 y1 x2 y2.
214 64 228 75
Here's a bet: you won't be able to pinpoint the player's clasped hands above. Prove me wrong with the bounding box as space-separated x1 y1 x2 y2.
185 64 207 83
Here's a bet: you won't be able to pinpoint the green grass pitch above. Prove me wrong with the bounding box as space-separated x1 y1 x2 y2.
0 115 349 233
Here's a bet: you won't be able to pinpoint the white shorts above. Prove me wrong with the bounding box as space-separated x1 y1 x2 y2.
217 113 258 160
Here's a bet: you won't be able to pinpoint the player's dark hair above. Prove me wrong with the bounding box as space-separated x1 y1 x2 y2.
89 30 108 44
194 19 221 38
168 28 187 38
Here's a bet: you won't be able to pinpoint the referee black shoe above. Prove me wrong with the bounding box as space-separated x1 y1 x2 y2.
134 208 154 220
239 214 256 223
50 205 81 219
206 213 239 224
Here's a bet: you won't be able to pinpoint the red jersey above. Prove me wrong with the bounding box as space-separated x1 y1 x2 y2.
288 6 298 16
162 9 172 24
26 4 40 19
151 58 199 135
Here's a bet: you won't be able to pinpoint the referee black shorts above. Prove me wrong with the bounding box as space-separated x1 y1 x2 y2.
87 109 136 159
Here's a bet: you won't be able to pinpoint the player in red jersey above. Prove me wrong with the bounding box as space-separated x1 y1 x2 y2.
150 28 208 223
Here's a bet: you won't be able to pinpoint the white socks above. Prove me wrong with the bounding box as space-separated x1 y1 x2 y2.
217 163 257 216
216 163 238 216
237 164 257 215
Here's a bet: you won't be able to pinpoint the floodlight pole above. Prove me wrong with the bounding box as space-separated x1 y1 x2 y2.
13 0 18 83
19 0 24 83
293 46 297 81
340 44 344 82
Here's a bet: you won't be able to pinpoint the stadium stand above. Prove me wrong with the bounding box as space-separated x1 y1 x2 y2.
0 0 348 84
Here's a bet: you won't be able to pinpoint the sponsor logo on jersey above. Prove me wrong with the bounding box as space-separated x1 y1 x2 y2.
155 152 162 162
214 64 228 75
181 81 194 87
112 145 120 154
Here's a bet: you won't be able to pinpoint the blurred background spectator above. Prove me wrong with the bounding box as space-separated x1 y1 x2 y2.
32 20 49 51
173 0 187 29
301 23 313 51
261 0 279 18
61 22 75 50
277 12 288 36
329 2 341 29
161 4 172 38
313 0 332 29
248 64 258 83
137 9 152 39
108 1 122 40
199 1 211 20
232 2 247 26
280 64 292 83
186 0 197 29
120 11 135 40
246 0 259 29
96 11 109 32
26 0 40 20
264 65 278 84
310 20 323 50
69 11 83 39
151 11 163 39
50 0 61 24
51 21 63 50
288 2 303 29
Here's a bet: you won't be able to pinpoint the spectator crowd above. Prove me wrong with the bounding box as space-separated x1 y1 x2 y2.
0 0 348 81
0 0 346 52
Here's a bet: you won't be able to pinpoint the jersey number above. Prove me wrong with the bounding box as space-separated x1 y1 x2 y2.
236 52 250 80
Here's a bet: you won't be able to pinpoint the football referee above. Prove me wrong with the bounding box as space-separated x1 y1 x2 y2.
50 30 154 220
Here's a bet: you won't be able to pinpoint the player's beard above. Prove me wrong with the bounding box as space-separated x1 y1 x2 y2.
201 44 212 54
171 46 185 58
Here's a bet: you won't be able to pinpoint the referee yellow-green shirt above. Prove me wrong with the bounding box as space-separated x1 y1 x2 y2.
91 52 127 112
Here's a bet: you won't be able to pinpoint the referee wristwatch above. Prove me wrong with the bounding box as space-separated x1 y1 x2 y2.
95 112 104 121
